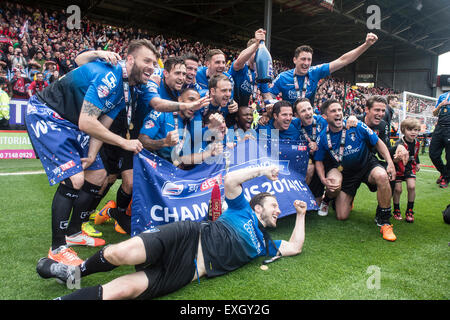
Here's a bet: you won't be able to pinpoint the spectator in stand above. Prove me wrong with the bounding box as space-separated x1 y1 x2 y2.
10 67 30 99
27 71 47 97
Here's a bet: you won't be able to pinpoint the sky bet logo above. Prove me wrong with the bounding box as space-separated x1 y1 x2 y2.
161 174 223 199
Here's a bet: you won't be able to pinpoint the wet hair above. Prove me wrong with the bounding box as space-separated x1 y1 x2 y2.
250 192 276 211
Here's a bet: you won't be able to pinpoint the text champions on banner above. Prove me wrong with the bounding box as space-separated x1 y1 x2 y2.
131 138 318 236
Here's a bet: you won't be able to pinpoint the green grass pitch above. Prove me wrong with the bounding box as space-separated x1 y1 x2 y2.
0 153 448 300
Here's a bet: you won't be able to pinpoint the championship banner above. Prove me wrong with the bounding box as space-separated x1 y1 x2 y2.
0 130 36 159
131 138 318 236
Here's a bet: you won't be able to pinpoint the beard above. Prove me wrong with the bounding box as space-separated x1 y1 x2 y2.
129 63 146 85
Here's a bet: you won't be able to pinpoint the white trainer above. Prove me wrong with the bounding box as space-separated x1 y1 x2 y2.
318 201 329 216
66 231 105 247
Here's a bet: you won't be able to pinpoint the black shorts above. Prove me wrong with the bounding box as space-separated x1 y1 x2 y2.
341 154 384 197
100 143 134 175
309 153 334 198
135 220 201 300
395 170 416 182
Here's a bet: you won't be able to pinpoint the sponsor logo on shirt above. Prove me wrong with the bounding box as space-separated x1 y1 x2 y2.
97 84 110 98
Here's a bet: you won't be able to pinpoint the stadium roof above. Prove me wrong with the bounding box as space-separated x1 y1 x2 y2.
24 0 450 62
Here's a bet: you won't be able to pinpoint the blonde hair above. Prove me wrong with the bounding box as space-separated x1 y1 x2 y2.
400 117 420 134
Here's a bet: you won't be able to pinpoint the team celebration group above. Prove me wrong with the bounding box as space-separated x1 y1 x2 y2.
19 22 448 300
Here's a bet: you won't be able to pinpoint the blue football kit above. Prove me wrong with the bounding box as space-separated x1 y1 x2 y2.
314 121 379 171
228 61 269 106
195 66 234 99
26 60 149 185
268 63 330 105
201 190 281 277
140 109 203 161
257 118 301 141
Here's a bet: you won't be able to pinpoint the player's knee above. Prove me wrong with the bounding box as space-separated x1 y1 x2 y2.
336 212 349 221
407 184 415 194
374 170 389 186
109 279 142 300
103 243 128 265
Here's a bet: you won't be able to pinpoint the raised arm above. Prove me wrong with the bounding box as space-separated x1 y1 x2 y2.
224 165 279 200
329 33 378 74
277 200 307 257
233 29 266 71
75 50 121 66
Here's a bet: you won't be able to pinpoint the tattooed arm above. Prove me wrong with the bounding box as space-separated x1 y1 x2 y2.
78 100 143 153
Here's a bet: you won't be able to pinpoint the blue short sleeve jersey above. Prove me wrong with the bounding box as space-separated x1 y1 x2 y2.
257 119 300 141
140 110 203 160
36 60 128 125
146 78 179 106
268 64 330 105
435 92 450 126
229 61 269 106
195 66 235 100
298 114 328 140
218 191 281 259
314 121 379 171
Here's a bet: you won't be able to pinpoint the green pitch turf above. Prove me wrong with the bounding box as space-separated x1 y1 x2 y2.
0 153 448 300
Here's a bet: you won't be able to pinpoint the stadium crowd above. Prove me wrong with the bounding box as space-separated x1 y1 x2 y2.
0 2 397 108
1 1 448 301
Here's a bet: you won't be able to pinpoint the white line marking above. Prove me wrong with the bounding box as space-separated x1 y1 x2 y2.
0 170 45 176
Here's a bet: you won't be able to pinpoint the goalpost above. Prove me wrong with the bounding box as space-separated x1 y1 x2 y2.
397 91 438 136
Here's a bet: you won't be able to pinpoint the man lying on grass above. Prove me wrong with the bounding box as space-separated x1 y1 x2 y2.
36 165 308 300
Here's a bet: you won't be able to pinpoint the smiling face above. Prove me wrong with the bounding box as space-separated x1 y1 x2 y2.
324 102 343 131
293 51 312 76
365 101 386 127
254 195 281 228
164 63 186 92
207 53 226 76
184 58 198 85
210 79 232 107
127 46 157 85
273 106 293 131
295 100 314 126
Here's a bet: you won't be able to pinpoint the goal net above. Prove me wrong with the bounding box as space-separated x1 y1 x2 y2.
397 91 438 136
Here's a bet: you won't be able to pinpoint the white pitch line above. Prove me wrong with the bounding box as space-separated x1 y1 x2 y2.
0 170 45 176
